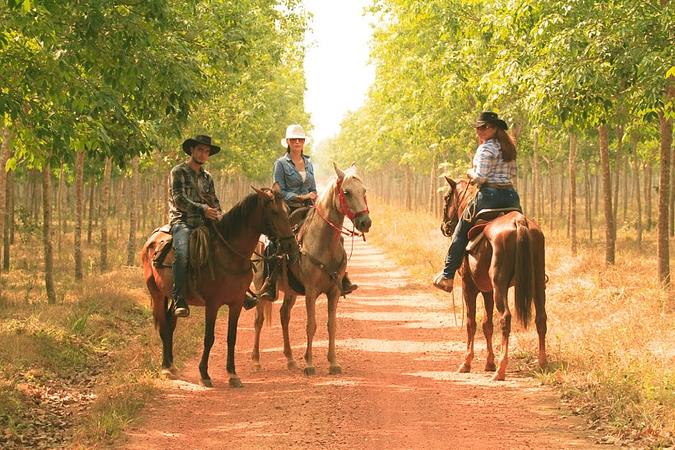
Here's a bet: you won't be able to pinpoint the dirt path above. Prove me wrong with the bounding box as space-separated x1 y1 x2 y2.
123 239 604 450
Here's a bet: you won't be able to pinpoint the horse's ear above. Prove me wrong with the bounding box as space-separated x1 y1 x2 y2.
333 161 345 180
251 185 273 199
444 176 456 190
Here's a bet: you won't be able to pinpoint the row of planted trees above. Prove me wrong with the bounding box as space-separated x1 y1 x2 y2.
0 0 311 302
321 0 673 286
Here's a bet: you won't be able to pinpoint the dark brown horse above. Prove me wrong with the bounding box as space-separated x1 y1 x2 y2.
442 178 547 380
141 187 297 387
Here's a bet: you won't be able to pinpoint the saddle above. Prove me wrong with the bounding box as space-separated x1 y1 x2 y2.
289 206 312 235
151 224 173 268
465 207 522 253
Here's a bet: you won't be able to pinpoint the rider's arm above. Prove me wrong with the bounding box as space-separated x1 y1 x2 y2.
170 167 208 214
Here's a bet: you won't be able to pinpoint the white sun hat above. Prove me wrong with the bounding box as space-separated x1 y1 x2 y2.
280 124 308 148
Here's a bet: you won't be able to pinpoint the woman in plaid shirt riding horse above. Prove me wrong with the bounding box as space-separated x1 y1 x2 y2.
433 112 522 294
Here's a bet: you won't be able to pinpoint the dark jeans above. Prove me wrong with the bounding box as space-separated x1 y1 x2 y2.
171 222 193 300
442 187 521 278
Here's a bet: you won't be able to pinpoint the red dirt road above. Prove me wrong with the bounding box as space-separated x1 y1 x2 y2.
123 239 604 450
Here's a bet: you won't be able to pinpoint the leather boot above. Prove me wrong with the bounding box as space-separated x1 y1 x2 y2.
341 273 358 295
173 297 190 318
243 290 258 310
258 275 277 301
432 272 454 293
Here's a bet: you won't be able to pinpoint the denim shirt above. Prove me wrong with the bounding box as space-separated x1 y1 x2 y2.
273 153 317 203
168 162 222 227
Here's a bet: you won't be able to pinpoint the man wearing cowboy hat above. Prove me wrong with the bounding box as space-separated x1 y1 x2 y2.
168 134 256 317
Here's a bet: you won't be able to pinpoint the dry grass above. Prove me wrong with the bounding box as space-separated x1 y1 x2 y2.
0 230 205 448
365 197 674 447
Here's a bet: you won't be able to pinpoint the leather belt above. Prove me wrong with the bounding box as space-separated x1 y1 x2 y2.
483 182 514 190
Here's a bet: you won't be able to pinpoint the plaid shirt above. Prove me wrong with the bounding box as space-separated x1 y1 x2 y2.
168 162 222 227
472 138 516 185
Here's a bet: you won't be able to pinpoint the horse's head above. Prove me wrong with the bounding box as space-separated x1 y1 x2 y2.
252 186 299 257
332 162 372 233
441 176 465 237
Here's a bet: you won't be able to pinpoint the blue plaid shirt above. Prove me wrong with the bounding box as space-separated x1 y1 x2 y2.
168 162 222 227
472 139 516 184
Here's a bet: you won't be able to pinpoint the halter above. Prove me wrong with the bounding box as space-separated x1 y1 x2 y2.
336 177 370 222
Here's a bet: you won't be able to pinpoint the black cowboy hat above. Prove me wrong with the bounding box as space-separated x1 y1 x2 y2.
182 135 221 156
473 111 508 130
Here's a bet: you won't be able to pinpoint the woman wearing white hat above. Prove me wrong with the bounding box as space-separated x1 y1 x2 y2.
273 124 318 210
259 124 357 301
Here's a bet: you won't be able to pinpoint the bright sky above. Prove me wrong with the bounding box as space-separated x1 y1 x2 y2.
303 0 375 146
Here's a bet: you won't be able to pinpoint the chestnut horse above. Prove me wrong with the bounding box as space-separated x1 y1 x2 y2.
141 188 297 387
442 178 547 380
251 163 372 375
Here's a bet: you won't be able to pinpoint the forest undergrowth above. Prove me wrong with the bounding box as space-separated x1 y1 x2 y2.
366 197 674 448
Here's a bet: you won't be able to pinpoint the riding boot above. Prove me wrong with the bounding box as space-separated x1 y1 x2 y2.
341 272 358 295
243 290 258 310
258 274 278 301
173 297 190 318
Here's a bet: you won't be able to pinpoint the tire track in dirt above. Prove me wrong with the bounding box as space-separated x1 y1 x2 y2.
123 239 605 449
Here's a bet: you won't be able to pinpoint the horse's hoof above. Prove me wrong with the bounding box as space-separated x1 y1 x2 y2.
329 365 342 375
200 378 214 388
287 360 298 370
485 362 497 372
458 363 471 373
492 372 506 381
252 363 262 372
303 367 316 376
161 368 178 379
229 378 243 388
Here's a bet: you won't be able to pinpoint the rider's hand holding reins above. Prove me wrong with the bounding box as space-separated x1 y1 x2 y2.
204 206 221 221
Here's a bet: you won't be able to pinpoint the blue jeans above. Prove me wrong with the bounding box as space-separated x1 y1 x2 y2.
442 187 521 278
171 222 193 300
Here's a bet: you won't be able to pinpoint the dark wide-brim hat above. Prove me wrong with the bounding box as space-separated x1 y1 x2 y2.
473 111 508 130
182 135 221 156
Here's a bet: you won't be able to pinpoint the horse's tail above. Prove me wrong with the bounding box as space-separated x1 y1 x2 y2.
514 216 534 327
140 240 162 330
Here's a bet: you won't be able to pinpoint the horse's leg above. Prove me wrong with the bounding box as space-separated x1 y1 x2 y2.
280 293 298 370
326 290 341 375
251 302 265 371
225 304 243 388
159 299 179 378
533 236 548 369
482 291 496 372
303 294 318 376
458 278 478 373
493 283 511 381
198 303 219 387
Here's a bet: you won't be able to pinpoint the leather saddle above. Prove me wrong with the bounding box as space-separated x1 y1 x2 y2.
465 207 522 253
150 224 173 268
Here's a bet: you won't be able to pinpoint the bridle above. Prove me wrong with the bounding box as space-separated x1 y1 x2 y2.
307 176 369 241
441 180 472 237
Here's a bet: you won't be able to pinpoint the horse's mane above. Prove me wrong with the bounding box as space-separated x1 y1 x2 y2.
216 192 262 238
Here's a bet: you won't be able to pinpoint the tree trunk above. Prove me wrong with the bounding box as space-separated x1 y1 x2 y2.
645 164 653 230
3 170 12 271
404 165 412 210
584 159 593 243
87 180 95 244
657 111 671 287
531 130 538 218
613 126 623 226
42 161 57 304
100 157 112 272
634 156 643 248
74 151 84 280
56 167 64 254
0 127 11 276
569 132 577 254
598 124 615 265
126 156 139 266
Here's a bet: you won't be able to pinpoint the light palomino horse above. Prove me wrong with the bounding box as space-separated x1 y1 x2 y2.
141 188 297 387
251 163 371 375
442 178 547 381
